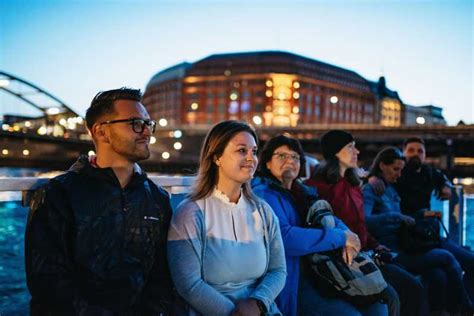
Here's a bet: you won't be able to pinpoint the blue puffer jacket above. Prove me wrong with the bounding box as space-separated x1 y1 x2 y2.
252 176 347 316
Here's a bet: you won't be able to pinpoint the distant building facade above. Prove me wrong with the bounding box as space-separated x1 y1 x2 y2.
368 76 403 127
143 51 446 128
404 104 447 126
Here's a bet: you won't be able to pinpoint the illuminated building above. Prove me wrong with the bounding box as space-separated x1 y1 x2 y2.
143 51 445 127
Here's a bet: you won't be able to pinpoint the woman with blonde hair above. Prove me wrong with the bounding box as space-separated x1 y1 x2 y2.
168 120 286 315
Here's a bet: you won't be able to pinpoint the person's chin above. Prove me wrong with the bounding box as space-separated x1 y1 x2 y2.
134 150 150 161
239 170 254 182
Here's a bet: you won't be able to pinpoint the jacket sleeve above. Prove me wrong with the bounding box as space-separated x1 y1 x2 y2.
140 186 174 315
363 184 403 229
432 167 453 199
25 179 76 314
167 200 235 316
334 216 349 230
254 189 346 257
250 202 287 311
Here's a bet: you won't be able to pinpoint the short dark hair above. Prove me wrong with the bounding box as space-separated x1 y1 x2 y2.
403 137 425 148
368 146 406 179
85 87 142 130
256 134 306 180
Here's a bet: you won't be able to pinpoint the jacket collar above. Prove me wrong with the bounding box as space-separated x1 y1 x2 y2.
69 155 147 188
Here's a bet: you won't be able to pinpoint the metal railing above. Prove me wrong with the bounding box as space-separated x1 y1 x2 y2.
0 176 195 206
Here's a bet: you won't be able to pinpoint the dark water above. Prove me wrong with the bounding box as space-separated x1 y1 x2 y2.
0 168 49 315
0 201 29 315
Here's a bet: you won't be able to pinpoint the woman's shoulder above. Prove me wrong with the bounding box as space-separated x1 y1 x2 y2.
173 198 205 223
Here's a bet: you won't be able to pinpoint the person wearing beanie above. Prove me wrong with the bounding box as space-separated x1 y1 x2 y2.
320 129 354 161
305 130 427 316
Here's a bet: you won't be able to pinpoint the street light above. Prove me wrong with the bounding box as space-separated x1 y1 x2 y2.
416 116 426 125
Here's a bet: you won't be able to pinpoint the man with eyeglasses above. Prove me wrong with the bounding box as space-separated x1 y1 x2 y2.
25 88 173 315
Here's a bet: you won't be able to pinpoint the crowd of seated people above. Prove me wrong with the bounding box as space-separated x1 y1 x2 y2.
27 107 473 315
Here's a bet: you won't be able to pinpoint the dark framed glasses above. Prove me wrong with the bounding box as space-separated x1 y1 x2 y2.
100 118 156 133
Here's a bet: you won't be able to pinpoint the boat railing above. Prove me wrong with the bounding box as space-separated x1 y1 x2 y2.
0 177 470 248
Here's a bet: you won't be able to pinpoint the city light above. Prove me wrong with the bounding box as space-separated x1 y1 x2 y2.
173 142 182 150
292 106 299 114
265 90 273 97
330 96 338 104
88 150 96 156
266 80 273 87
150 136 157 144
293 81 300 89
230 92 238 101
162 151 170 160
174 130 182 138
2 124 10 131
1 149 8 155
59 119 67 126
252 115 263 125
24 121 31 128
46 107 60 115
416 116 426 125
0 79 10 87
22 149 30 156
191 102 199 110
37 126 47 135
158 118 168 127
293 92 300 99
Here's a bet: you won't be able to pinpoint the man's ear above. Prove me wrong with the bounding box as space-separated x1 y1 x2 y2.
91 123 109 144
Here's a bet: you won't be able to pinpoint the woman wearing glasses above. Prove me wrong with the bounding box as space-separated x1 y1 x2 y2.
252 135 387 316
167 121 286 315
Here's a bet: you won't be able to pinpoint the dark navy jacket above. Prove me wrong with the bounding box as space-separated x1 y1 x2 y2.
25 156 173 315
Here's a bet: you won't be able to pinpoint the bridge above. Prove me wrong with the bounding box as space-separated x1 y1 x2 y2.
1 71 473 177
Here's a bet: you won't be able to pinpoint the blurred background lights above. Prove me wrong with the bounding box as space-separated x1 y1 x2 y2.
37 126 47 135
173 142 182 150
252 115 262 125
158 118 168 127
416 116 426 125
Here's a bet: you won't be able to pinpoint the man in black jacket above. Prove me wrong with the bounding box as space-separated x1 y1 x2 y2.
395 137 453 215
25 88 173 315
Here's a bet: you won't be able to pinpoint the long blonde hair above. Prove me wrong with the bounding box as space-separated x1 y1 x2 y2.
188 120 259 204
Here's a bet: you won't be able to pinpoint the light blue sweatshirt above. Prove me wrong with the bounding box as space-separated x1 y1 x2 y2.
167 189 287 315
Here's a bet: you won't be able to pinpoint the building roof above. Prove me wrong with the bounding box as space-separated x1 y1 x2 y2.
147 62 191 87
367 76 402 101
186 51 371 92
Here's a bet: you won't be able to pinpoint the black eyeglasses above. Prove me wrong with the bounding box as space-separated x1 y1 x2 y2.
100 118 156 134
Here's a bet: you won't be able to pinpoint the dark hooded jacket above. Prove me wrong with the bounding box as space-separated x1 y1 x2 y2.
25 155 173 315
